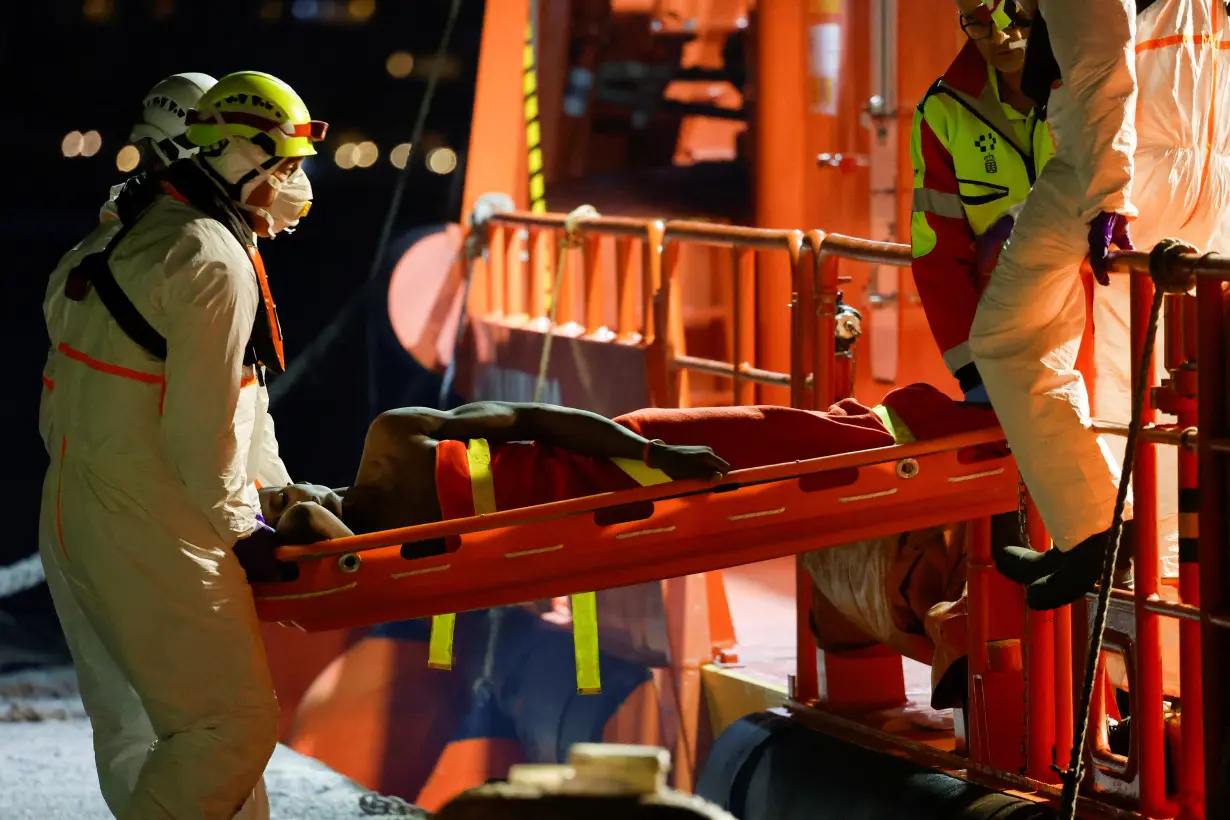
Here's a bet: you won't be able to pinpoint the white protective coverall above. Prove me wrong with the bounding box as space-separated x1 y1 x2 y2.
38 190 290 818
1093 0 1230 545
969 0 1139 551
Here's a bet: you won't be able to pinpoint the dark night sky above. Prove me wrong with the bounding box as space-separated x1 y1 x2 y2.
0 0 487 595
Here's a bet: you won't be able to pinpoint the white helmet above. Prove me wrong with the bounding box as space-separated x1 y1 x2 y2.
129 72 218 165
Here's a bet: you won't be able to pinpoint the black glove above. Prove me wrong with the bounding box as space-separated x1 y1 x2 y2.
233 523 292 583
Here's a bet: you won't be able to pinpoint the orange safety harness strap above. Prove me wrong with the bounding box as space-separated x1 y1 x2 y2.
63 169 285 380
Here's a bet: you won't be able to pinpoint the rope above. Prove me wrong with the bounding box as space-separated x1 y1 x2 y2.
437 193 516 409
1059 238 1198 819
0 554 46 601
437 252 480 410
357 792 430 816
532 205 599 403
363 0 463 420
261 0 460 412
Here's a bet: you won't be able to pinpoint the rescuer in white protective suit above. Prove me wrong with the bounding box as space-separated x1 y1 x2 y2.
972 0 1230 609
1092 0 1230 548
37 71 324 818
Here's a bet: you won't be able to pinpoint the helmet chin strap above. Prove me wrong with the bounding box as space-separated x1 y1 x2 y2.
203 109 287 207
200 142 284 231
150 138 175 167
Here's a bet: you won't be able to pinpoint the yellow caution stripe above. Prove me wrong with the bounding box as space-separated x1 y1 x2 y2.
524 19 546 214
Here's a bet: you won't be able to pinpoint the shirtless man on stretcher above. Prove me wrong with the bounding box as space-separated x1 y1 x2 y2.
251 383 999 708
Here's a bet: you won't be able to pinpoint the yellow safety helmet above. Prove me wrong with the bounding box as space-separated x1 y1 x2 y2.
185 71 327 158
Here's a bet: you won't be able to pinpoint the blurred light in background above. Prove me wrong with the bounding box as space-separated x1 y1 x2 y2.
413 55 463 80
80 130 102 158
389 142 412 169
116 145 141 173
83 0 114 22
348 0 376 20
291 0 319 20
355 141 379 168
426 147 457 175
261 0 285 20
335 143 358 169
386 51 415 79
62 131 84 158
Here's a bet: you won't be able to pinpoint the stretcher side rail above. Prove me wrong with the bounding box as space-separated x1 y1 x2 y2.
254 427 1018 632
275 425 1012 561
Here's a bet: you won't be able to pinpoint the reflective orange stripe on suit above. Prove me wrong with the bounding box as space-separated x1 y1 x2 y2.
57 342 166 414
56 344 259 413
1134 3 1227 229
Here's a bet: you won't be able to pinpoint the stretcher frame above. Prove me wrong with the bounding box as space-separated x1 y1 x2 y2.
259 203 1230 818
253 426 1018 632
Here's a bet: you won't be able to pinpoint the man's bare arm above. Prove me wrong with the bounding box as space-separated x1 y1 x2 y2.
277 501 356 544
373 402 729 481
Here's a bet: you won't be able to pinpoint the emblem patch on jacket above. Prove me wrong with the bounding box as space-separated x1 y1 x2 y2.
975 133 998 174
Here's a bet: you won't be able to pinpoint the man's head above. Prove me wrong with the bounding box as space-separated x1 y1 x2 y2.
259 483 344 528
184 71 327 239
130 72 217 172
956 0 1032 75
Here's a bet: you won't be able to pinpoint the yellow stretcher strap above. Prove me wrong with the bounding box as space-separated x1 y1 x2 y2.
564 455 675 694
610 457 673 486
429 439 498 671
572 591 601 694
427 613 456 670
871 404 917 445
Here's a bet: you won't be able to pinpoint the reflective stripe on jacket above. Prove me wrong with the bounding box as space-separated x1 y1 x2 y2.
910 41 1055 388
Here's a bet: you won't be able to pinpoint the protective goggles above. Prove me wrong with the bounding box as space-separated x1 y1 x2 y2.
962 0 1030 39
184 109 329 144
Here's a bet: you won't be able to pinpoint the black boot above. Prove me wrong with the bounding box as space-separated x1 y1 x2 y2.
994 544 1065 585
1026 530 1109 610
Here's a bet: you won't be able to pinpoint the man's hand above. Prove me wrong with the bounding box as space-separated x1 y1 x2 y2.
1088 212 1134 285
648 443 731 482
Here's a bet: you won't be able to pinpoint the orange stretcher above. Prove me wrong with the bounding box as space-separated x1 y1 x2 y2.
252 427 1019 633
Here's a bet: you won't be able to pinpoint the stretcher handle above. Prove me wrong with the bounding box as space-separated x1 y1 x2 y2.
275 426 1009 562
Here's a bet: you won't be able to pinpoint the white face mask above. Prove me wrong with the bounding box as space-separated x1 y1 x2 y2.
204 109 313 238
248 167 313 238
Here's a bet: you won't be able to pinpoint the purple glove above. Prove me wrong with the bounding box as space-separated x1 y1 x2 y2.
976 214 1016 275
1087 212 1134 286
232 523 287 583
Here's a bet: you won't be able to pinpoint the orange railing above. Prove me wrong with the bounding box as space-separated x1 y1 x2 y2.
466 208 1230 819
476 213 866 409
